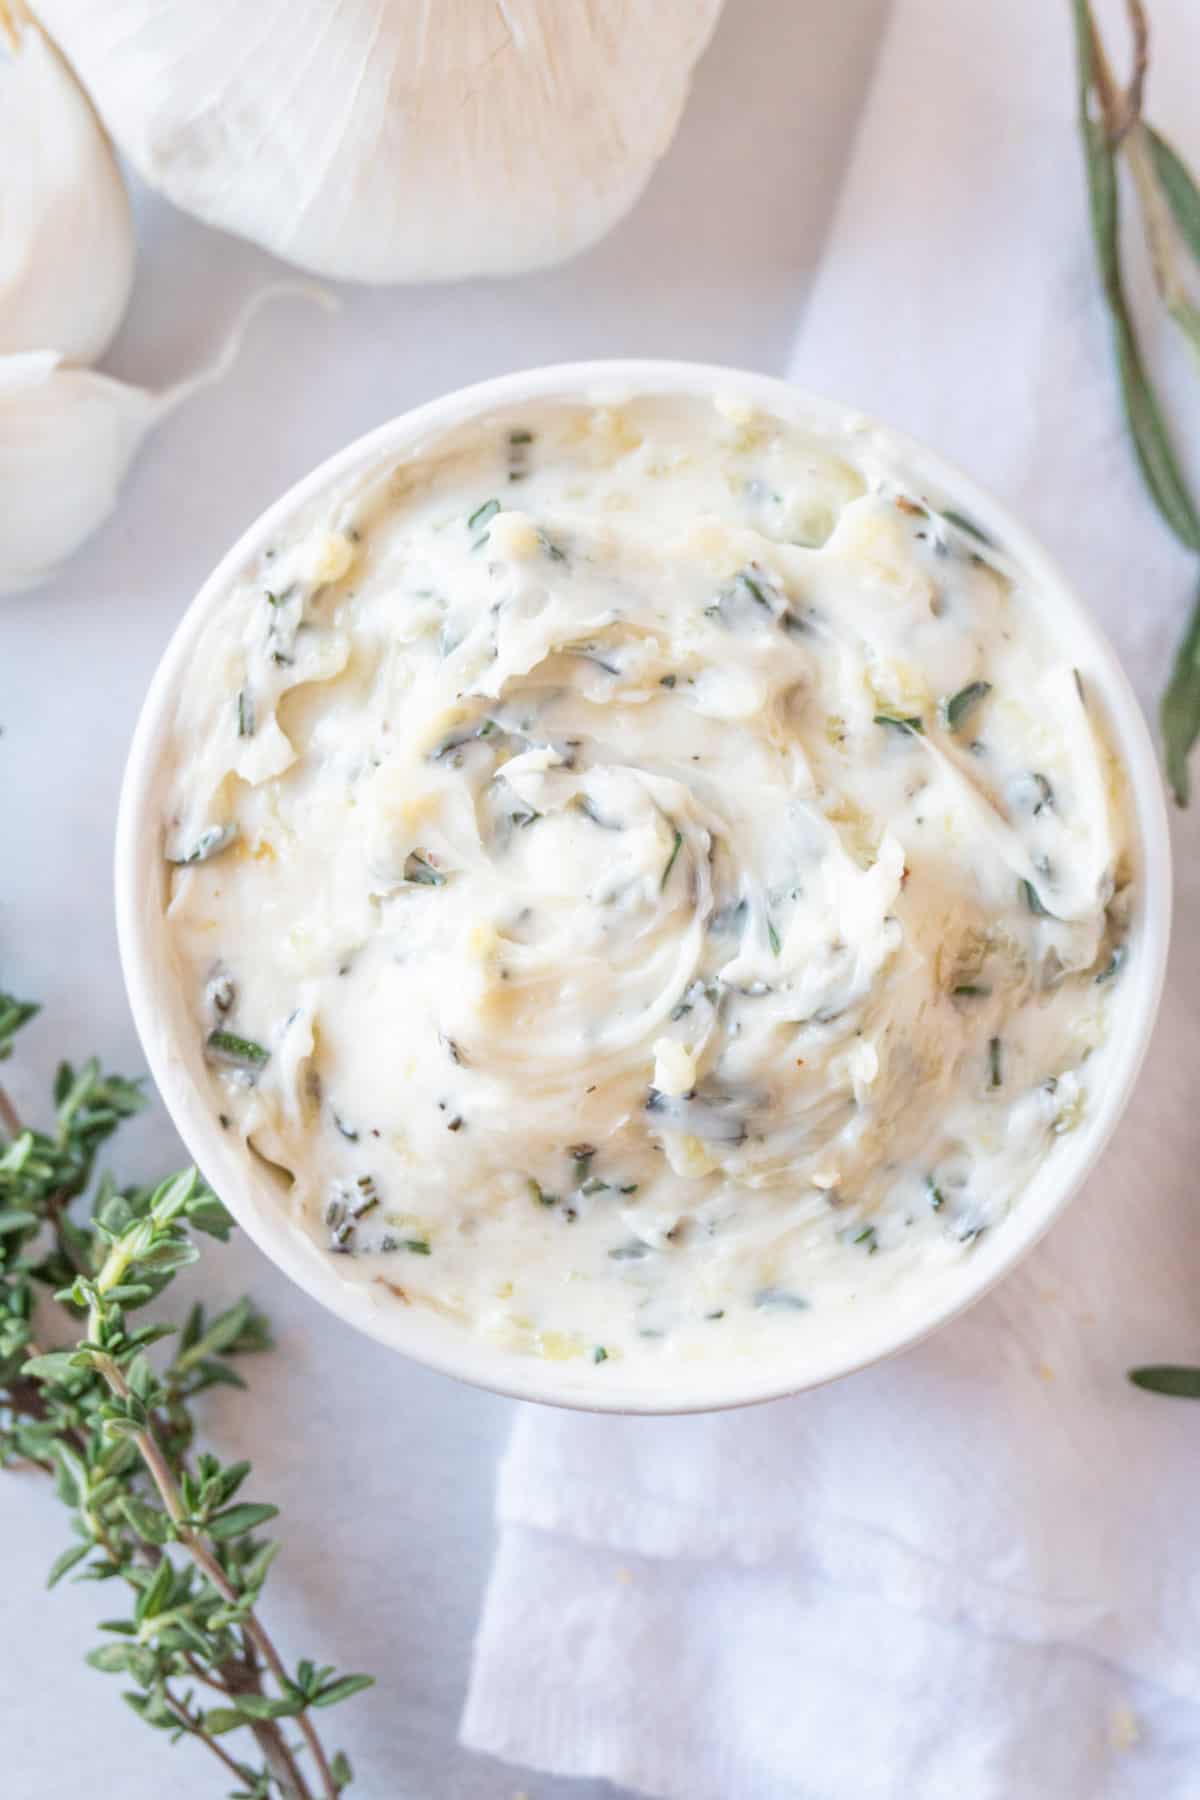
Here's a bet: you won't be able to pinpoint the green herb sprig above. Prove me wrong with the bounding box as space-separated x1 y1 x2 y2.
0 995 371 1796
1070 0 1200 802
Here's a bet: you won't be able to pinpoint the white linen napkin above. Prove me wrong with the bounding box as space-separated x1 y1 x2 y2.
462 2 1200 1793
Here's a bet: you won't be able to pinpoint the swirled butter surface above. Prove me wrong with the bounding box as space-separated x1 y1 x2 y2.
162 394 1132 1373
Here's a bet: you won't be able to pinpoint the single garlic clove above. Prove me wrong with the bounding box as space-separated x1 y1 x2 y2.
0 8 135 363
0 283 335 596
34 0 725 284
0 351 156 594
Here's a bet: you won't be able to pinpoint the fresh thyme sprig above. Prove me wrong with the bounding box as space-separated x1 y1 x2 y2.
1070 0 1200 804
0 994 372 1795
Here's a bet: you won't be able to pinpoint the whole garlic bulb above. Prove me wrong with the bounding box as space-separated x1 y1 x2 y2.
32 0 724 284
0 5 134 362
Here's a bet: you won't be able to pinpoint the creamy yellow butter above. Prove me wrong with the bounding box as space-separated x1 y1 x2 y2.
162 396 1131 1370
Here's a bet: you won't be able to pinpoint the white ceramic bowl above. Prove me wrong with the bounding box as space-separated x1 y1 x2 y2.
116 360 1172 1414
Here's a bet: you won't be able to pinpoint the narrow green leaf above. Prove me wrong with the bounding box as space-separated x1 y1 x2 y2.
1161 579 1200 805
0 994 39 1061
207 1502 279 1542
230 1692 303 1721
21 1350 79 1382
47 1543 90 1588
1146 126 1200 268
87 1642 135 1674
135 1555 174 1624
119 1497 173 1546
202 1706 247 1737
311 1673 375 1708
1129 1364 1200 1398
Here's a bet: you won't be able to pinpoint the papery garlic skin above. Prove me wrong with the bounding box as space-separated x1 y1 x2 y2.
0 13 134 362
33 0 724 284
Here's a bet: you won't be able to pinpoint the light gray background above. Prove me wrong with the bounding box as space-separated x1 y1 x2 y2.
1 2 886 1793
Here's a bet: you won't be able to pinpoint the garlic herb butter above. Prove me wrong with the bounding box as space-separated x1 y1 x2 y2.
162 394 1132 1372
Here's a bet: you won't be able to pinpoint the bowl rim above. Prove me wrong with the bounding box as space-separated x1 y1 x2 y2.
115 357 1173 1415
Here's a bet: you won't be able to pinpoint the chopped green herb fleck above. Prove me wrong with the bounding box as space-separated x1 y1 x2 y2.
941 507 995 547
927 1177 945 1211
206 1029 269 1070
404 852 446 886
1096 944 1127 984
705 1309 726 1321
988 1036 1004 1089
167 823 239 866
660 673 677 689
738 570 772 609
332 1112 358 1141
509 429 534 446
529 1180 558 1208
571 793 623 831
754 1287 809 1312
402 1238 431 1255
592 1345 609 1365
236 688 255 738
853 1226 879 1254
661 828 684 891
953 983 992 998
1031 773 1054 815
944 681 992 732
874 713 924 735
1019 878 1053 918
467 497 501 533
767 918 782 957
